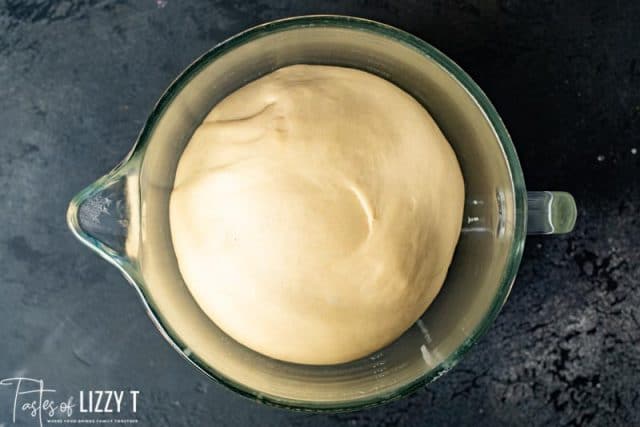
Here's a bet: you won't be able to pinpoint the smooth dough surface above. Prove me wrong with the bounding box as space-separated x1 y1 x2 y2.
170 65 464 365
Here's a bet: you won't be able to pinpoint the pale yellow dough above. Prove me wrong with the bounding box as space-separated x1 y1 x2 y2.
170 65 464 365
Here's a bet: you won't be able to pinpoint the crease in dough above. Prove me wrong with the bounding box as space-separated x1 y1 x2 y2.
347 181 376 235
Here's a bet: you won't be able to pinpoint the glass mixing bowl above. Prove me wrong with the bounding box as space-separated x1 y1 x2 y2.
67 15 576 411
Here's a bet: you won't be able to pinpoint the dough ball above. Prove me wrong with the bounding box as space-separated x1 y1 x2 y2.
170 65 464 365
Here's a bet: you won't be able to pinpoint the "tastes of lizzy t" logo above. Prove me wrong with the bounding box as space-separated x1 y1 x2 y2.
0 377 140 426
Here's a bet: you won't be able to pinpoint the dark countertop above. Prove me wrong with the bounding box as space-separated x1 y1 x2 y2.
1 1 638 426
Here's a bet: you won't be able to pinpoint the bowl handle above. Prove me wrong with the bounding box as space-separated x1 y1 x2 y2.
67 159 140 271
527 191 577 235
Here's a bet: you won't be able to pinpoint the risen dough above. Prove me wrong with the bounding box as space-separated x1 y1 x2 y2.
170 65 464 365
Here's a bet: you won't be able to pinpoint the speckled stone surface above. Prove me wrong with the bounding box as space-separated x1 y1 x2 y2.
0 1 638 426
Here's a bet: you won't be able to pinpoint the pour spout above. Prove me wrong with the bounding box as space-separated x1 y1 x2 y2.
67 161 140 267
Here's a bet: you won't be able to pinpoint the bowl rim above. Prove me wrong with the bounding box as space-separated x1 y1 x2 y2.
86 14 527 412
